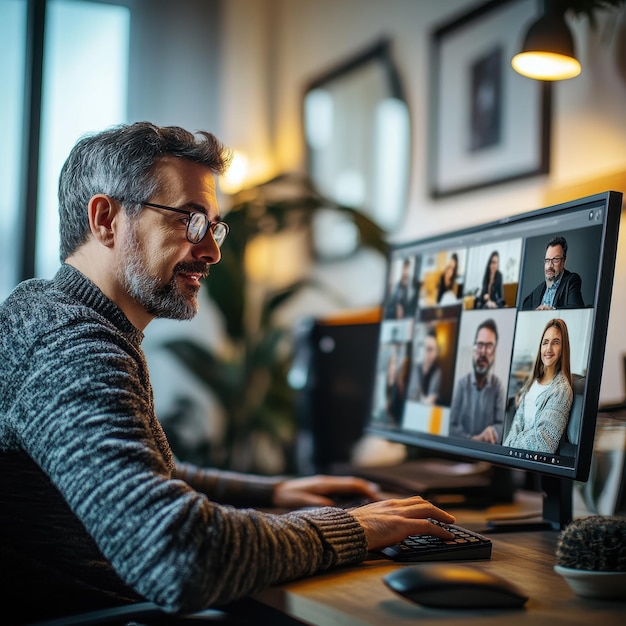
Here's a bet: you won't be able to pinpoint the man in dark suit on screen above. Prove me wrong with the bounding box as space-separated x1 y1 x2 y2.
522 236 584 310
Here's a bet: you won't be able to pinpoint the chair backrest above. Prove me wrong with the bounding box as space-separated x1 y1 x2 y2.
556 374 585 456
30 601 166 625
28 602 237 625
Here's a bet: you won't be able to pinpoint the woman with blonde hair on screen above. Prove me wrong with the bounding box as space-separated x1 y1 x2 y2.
504 318 573 453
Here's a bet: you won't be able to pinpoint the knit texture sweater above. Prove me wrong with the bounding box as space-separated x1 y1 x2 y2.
503 371 573 453
0 264 366 622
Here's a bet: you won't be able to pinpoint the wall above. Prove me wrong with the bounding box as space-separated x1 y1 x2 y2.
126 0 222 130
217 0 626 402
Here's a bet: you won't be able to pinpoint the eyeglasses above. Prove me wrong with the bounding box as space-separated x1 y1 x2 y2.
474 342 496 355
139 201 229 246
544 256 564 266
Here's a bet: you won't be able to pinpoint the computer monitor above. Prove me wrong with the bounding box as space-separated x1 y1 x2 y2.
367 191 623 529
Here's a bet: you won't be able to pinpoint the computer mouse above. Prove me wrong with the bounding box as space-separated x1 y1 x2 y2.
383 563 529 609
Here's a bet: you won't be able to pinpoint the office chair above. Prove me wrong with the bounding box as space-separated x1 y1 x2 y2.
28 602 252 626
557 373 586 457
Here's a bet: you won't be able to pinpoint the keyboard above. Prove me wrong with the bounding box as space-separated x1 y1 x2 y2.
379 520 493 562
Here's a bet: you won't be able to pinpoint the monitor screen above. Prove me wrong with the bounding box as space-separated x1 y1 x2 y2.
367 191 622 522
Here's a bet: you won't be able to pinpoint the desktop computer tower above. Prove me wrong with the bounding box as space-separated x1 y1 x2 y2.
291 319 380 474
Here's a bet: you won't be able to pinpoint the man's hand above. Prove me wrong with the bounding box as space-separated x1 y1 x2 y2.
472 425 498 444
273 476 456 550
273 475 382 508
349 496 456 550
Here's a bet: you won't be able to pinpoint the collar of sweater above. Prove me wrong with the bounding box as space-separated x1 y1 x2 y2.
54 264 143 340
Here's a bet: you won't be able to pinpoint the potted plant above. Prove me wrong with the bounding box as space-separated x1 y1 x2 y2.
160 172 388 474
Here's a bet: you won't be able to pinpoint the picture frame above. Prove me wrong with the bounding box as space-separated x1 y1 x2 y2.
428 0 551 198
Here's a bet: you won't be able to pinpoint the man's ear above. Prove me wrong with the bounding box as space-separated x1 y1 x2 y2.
88 195 121 248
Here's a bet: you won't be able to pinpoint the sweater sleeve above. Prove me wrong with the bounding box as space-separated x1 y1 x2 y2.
10 319 368 615
492 378 505 442
504 397 525 447
173 462 283 507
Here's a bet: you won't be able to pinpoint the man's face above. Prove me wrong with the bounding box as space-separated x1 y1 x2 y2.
473 327 496 377
544 244 565 284
117 158 222 321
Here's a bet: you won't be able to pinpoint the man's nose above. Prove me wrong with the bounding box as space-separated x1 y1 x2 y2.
193 232 221 264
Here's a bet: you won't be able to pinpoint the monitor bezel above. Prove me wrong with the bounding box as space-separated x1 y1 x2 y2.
367 191 623 483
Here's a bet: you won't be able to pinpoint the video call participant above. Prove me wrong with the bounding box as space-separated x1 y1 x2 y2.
437 252 459 304
385 342 411 424
0 122 456 623
407 327 441 405
521 236 584 310
476 251 504 309
384 258 411 319
449 318 505 443
504 318 573 453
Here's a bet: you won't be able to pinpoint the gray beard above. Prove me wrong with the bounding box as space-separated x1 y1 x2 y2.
545 270 562 288
119 225 199 321
473 360 492 378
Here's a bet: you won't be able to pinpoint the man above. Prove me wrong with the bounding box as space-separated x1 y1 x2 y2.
521 236 584 310
449 318 505 443
0 122 455 623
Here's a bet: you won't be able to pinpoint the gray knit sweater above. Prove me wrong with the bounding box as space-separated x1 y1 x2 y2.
0 264 366 622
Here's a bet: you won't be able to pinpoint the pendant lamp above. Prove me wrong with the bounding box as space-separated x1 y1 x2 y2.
512 6 581 80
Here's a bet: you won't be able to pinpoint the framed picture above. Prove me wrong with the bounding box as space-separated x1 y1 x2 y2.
428 0 551 198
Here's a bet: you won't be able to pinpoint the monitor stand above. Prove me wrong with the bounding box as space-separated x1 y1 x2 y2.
486 475 572 533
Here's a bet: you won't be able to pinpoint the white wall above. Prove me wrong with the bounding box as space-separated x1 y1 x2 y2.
217 0 626 402
221 0 626 233
127 0 222 131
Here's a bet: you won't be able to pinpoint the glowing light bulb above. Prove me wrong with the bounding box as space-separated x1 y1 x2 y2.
512 51 581 81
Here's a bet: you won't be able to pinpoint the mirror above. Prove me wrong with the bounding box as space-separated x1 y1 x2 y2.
303 39 411 243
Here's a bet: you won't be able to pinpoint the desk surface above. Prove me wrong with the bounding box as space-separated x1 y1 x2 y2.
246 493 626 625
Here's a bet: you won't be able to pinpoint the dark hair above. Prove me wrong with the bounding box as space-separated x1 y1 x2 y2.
475 318 498 344
58 122 231 261
482 251 499 287
426 327 438 342
450 252 459 270
546 236 568 259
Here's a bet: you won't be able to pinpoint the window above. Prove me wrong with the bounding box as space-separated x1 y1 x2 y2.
36 0 130 277
0 0 27 300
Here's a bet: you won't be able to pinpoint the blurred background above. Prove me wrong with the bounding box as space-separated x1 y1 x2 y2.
2 0 626 475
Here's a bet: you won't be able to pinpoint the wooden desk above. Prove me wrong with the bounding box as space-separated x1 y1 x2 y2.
243 494 626 625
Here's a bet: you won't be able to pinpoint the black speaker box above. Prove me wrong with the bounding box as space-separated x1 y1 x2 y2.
291 319 380 473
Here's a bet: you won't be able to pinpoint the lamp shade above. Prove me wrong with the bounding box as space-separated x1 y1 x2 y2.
512 12 581 80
